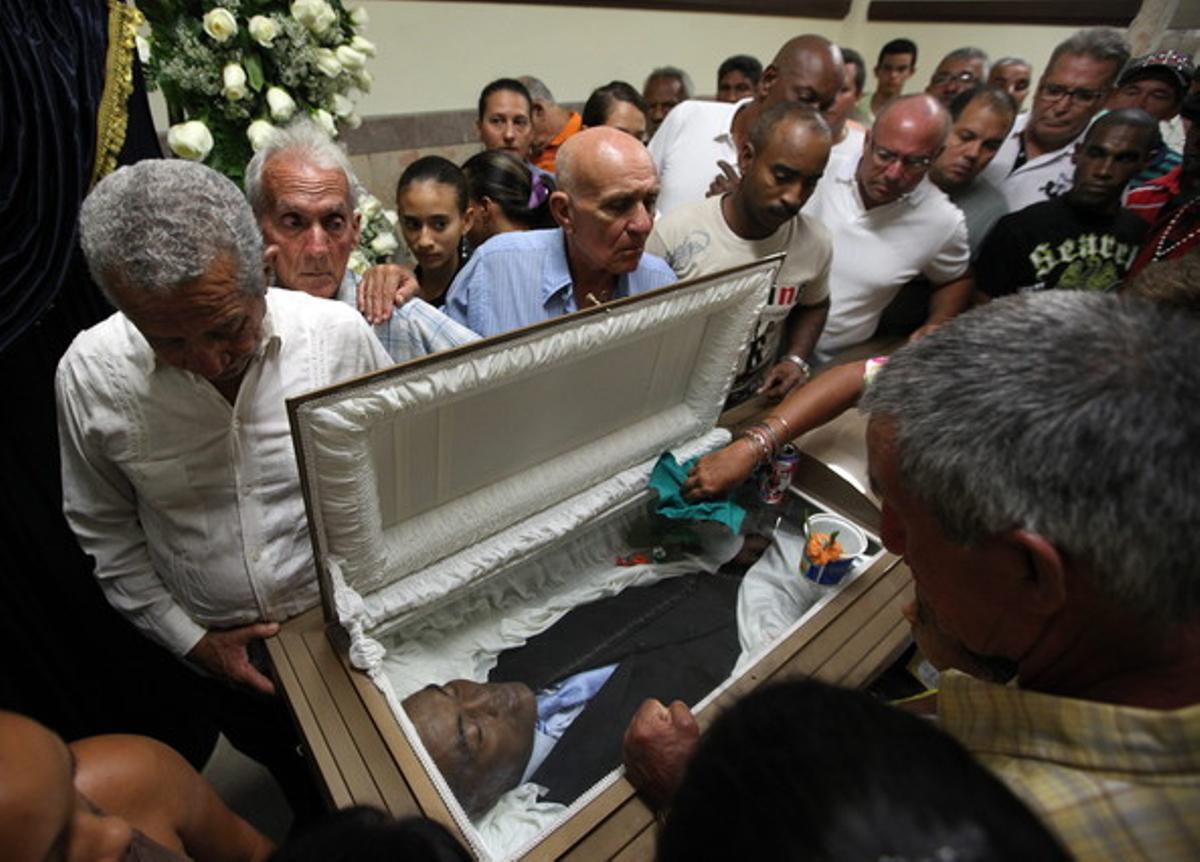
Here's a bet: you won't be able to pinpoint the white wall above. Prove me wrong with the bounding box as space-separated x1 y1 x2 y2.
350 0 1081 115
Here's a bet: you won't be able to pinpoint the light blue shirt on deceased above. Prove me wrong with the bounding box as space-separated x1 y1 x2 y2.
444 228 677 338
520 663 618 783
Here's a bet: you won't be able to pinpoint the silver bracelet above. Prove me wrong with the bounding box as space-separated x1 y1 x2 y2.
781 354 812 379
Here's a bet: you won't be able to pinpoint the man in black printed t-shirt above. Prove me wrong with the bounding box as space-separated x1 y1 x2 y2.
977 109 1156 297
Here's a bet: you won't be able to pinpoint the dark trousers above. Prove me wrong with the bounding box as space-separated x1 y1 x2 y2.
186 642 328 826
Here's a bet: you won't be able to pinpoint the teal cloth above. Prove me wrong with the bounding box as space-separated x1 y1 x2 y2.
650 453 745 533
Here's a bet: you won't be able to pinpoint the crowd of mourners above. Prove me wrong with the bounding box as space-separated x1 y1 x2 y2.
3 9 1199 861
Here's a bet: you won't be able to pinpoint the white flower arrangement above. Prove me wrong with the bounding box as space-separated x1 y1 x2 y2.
355 186 401 270
143 1 391 264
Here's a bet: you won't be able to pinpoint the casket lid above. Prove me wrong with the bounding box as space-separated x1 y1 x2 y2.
288 257 781 623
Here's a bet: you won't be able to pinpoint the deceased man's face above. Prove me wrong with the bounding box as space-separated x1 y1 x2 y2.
404 680 537 816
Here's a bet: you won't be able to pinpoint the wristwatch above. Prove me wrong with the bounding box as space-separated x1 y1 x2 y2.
781 354 812 380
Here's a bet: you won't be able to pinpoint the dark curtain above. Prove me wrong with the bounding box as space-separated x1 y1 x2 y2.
0 0 216 766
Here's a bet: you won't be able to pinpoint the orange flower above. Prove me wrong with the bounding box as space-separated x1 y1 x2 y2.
805 531 844 565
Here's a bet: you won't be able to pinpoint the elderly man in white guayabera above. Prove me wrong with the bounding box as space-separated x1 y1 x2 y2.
57 159 390 820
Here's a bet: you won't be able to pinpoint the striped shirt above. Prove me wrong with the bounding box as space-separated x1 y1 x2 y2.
938 670 1200 861
336 271 478 363
443 228 677 338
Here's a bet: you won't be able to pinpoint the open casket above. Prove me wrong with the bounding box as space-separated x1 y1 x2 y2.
271 258 913 860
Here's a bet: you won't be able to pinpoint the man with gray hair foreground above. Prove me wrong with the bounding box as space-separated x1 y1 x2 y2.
445 126 675 337
625 291 1200 860
245 119 477 362
57 159 390 812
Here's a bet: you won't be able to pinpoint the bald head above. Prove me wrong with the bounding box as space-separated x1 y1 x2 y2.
556 126 655 197
858 94 950 208
874 93 952 142
550 126 659 280
760 34 844 113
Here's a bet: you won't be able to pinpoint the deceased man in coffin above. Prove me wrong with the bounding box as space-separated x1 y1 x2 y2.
403 568 742 816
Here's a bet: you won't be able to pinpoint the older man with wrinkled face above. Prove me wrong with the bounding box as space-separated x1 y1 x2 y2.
58 159 389 815
981 27 1129 211
445 127 676 337
245 120 477 363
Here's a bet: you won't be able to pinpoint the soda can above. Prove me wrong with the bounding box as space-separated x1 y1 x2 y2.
758 443 799 505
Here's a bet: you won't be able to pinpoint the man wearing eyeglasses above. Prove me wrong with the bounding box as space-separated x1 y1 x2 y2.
925 47 989 107
802 94 971 359
981 28 1130 213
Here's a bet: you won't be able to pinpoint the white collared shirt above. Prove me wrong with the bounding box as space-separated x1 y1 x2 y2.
980 112 1079 213
802 156 969 357
56 288 390 656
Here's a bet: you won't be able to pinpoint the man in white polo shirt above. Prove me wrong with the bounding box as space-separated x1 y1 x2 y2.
649 34 843 218
981 28 1128 212
648 102 833 406
804 94 970 359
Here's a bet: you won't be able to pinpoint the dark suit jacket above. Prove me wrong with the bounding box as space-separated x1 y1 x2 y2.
489 571 742 804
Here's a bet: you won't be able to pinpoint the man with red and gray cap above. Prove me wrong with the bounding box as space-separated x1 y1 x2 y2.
1107 48 1195 186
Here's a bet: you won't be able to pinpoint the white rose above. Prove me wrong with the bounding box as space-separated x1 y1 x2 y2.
354 69 373 93
312 3 337 34
383 208 398 226
359 194 382 219
344 111 363 130
222 63 247 101
247 15 278 47
370 232 400 256
349 6 369 28
349 35 376 57
330 93 354 118
246 119 276 152
313 108 338 137
314 48 342 78
348 249 370 276
289 0 322 27
335 44 367 71
266 86 297 121
201 8 237 42
167 120 214 161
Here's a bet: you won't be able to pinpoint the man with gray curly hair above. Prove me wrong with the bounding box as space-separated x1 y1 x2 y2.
860 291 1200 859
57 159 390 813
245 119 476 361
982 27 1130 211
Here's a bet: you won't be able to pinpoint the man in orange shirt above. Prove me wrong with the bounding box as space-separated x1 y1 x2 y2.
521 75 582 174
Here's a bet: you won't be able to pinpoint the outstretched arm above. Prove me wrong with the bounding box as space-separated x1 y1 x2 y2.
683 359 868 500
